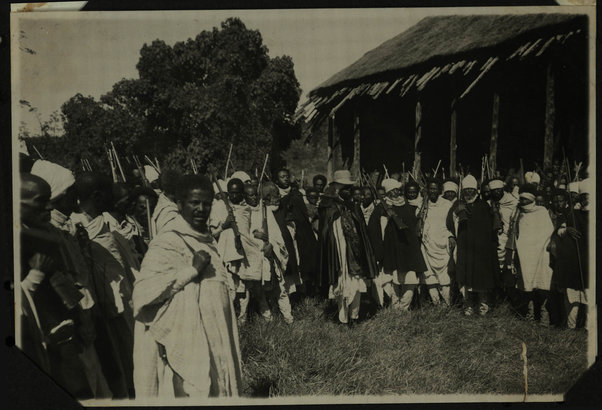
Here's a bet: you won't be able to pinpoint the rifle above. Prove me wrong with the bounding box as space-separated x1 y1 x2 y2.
562 150 586 300
257 154 284 280
132 154 154 241
211 173 249 267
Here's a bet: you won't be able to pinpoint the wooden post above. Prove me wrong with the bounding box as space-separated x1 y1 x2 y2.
327 115 334 182
543 63 555 168
489 92 500 173
450 97 457 178
351 114 361 180
413 100 422 176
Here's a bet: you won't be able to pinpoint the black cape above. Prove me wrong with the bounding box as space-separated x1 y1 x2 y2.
279 189 319 283
367 203 427 273
318 196 378 290
553 210 588 290
454 199 499 291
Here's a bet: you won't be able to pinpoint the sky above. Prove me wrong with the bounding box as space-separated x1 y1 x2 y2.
11 6 589 137
11 8 436 136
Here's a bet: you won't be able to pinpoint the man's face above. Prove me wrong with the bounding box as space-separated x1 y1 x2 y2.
570 191 579 204
178 188 213 232
307 191 319 206
228 182 244 205
249 177 259 188
490 188 504 202
405 186 418 200
352 188 363 204
579 193 589 209
338 185 352 201
519 197 534 208
21 182 52 227
442 190 457 201
545 172 554 183
535 195 546 207
544 185 553 196
53 185 79 215
481 186 491 200
376 188 386 200
244 185 258 207
427 182 440 202
386 188 401 199
463 188 478 202
511 178 520 188
361 188 374 207
552 194 567 212
265 191 281 208
276 171 290 189
313 178 325 193
134 195 150 221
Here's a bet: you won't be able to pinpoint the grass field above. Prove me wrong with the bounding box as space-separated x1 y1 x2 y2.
238 296 588 398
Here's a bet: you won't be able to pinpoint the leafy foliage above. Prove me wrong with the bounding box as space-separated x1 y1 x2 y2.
22 18 302 176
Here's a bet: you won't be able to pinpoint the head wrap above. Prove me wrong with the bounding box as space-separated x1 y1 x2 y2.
488 179 504 190
461 175 478 190
30 160 75 201
525 171 540 185
332 170 355 185
579 178 592 195
568 181 580 193
442 180 458 193
144 165 159 183
381 178 402 193
230 171 251 184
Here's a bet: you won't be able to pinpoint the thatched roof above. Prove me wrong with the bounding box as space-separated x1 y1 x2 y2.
296 13 586 131
312 13 585 94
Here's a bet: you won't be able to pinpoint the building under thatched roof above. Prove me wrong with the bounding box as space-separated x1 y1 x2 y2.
296 13 588 182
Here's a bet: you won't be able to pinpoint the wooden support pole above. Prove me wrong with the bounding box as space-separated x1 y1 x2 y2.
489 92 500 173
327 116 334 182
351 113 361 181
543 63 555 168
413 100 422 177
450 97 457 178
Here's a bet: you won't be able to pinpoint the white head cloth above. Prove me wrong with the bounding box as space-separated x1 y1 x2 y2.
568 181 580 193
230 171 251 183
579 178 592 195
525 171 540 185
30 160 75 201
381 178 402 193
461 175 478 190
443 181 458 193
488 179 504 190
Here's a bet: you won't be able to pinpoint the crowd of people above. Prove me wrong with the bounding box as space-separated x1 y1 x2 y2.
15 146 591 400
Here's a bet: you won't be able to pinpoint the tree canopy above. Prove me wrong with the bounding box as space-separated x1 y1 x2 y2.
25 18 302 176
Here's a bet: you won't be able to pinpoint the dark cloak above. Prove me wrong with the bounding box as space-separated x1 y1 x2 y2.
272 205 301 282
454 199 499 291
279 189 319 282
553 210 588 291
318 196 378 290
368 203 427 273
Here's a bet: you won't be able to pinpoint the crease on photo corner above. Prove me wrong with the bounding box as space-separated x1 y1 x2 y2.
556 0 597 5
14 2 88 13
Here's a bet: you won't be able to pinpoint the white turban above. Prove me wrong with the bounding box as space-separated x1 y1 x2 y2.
442 181 458 193
579 178 592 195
30 160 75 201
144 165 159 183
488 179 504 190
381 178 401 193
230 171 251 183
525 171 540 185
461 175 478 190
568 181 580 193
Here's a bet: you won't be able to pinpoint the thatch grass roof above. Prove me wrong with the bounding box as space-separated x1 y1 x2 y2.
312 13 586 95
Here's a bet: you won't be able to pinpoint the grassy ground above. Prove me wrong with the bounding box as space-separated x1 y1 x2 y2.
238 297 588 397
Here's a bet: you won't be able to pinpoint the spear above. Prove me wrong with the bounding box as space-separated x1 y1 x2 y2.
383 164 390 179
31 144 44 160
144 155 160 174
84 158 93 172
300 169 305 189
434 159 442 178
154 156 161 173
107 149 118 183
110 142 126 182
224 143 233 179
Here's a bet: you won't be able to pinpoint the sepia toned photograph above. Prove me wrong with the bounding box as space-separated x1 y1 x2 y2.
10 3 596 406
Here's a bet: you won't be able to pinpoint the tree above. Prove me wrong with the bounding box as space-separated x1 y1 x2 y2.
23 18 303 177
